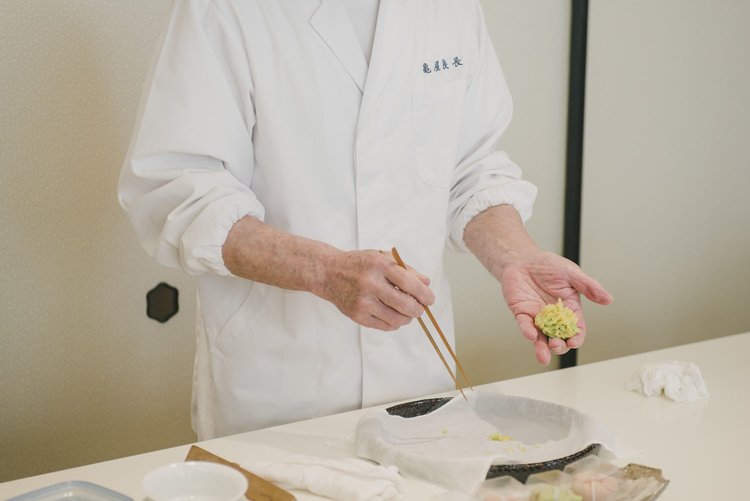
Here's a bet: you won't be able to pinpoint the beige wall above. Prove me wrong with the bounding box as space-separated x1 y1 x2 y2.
579 0 750 362
0 0 193 482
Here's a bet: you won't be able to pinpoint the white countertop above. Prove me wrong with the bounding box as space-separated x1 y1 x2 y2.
2 332 748 500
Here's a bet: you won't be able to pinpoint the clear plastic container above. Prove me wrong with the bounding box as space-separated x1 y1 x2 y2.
6 481 132 501
474 475 532 500
525 471 582 501
564 456 621 501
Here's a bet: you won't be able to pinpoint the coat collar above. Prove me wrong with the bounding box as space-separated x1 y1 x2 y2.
359 0 414 119
309 0 368 92
309 0 413 100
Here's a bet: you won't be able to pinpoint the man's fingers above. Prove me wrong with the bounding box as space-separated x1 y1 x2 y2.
516 314 538 342
548 337 568 355
568 267 613 305
356 298 413 331
373 299 413 329
557 298 587 346
382 249 432 286
534 336 551 366
363 314 397 331
379 285 424 318
328 250 432 330
566 332 585 349
385 265 435 307
410 266 432 286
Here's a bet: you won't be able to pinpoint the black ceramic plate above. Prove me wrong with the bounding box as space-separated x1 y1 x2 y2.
386 397 601 483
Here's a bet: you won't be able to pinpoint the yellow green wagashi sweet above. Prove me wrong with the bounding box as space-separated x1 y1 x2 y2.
534 298 580 340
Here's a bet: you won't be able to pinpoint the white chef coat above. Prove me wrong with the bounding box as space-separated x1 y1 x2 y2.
118 0 537 440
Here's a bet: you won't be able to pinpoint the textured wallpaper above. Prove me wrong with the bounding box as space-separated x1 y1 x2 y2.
0 1 196 482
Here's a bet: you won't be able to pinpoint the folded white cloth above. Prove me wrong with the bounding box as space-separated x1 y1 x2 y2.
626 360 709 402
242 455 405 501
355 391 622 493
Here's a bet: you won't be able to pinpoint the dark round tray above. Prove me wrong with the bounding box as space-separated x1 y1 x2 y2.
386 397 601 483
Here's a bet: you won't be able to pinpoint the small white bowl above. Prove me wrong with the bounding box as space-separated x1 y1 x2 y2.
143 461 248 501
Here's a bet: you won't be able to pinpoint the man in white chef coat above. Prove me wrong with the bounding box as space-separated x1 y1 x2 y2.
119 0 613 440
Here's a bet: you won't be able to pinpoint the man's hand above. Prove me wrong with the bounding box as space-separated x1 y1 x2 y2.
223 216 433 331
318 250 434 331
498 250 613 365
464 204 613 365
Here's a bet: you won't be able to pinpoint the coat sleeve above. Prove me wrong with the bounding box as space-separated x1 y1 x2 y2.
118 0 263 276
446 0 538 252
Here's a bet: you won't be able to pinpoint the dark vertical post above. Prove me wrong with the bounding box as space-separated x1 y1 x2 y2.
561 0 589 369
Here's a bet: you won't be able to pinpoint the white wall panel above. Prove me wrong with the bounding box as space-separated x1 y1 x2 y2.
580 0 750 363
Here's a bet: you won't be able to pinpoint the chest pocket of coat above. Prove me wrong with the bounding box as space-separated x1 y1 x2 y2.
412 78 467 188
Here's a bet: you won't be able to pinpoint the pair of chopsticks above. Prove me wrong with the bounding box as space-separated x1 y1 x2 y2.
391 247 473 400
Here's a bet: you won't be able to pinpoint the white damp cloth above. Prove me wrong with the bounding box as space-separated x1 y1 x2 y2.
355 391 623 493
242 455 405 501
626 360 709 403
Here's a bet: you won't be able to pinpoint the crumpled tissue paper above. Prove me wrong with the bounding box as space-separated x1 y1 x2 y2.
626 360 709 403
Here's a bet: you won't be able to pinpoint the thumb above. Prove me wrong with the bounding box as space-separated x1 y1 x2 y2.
568 266 613 305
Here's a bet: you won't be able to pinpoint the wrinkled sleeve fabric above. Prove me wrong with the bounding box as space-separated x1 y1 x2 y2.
118 0 263 276
446 0 538 252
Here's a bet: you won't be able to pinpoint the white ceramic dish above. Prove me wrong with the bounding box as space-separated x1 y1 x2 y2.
142 461 247 501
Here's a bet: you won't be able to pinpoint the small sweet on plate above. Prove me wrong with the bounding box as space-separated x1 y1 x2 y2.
488 431 512 442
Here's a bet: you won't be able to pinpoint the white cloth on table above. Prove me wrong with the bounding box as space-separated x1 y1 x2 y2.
242 455 405 501
626 360 709 403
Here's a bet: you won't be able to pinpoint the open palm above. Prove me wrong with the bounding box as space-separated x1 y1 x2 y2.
498 251 613 365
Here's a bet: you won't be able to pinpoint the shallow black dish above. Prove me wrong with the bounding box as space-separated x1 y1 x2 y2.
386 397 601 483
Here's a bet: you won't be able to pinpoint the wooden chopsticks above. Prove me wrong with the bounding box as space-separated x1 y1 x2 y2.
390 247 473 400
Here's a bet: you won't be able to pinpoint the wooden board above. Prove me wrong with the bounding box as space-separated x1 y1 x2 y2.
185 445 296 501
